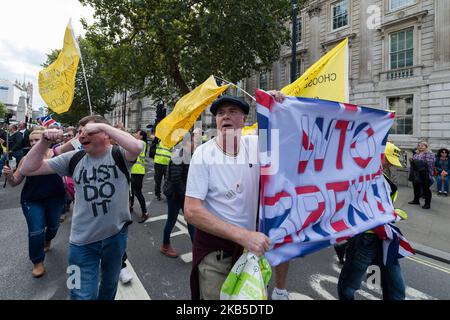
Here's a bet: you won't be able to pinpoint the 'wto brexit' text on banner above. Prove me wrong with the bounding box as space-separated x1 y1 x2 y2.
256 90 396 266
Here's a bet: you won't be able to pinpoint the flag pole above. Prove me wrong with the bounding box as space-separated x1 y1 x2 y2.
69 19 93 116
214 76 256 101
79 56 93 115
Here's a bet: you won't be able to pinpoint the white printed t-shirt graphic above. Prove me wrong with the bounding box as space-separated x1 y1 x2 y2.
186 135 259 231
48 146 133 245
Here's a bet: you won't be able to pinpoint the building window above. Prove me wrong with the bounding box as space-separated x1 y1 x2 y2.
294 16 302 43
390 0 414 11
290 60 302 79
388 95 413 135
331 1 348 30
390 28 413 70
259 71 268 90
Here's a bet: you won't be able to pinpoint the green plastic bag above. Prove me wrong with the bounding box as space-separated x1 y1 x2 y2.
220 252 272 300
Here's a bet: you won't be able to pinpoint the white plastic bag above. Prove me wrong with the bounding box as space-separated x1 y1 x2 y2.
220 252 272 300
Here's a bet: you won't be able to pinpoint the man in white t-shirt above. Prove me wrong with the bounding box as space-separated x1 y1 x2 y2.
185 93 283 300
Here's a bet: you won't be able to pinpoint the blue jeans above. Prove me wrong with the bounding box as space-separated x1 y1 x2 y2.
437 175 449 193
68 225 128 300
163 196 195 244
337 233 405 300
21 197 65 264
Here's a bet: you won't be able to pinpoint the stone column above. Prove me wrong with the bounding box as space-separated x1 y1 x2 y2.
359 0 377 82
308 4 322 65
434 0 450 70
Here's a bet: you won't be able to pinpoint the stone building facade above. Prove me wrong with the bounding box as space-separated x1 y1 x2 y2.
242 0 450 154
105 91 157 131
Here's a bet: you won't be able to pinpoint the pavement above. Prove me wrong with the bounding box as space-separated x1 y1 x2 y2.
395 186 450 264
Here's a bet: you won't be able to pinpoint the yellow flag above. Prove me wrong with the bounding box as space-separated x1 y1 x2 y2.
242 122 258 136
155 75 230 148
281 38 349 102
39 21 81 114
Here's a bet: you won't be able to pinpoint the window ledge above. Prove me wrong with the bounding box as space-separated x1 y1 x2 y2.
377 10 428 32
321 33 356 48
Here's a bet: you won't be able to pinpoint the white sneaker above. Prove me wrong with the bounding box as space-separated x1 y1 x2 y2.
271 288 290 300
119 267 133 284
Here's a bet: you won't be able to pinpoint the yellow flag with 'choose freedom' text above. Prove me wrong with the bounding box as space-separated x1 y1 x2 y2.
39 21 80 114
281 38 349 103
156 75 230 148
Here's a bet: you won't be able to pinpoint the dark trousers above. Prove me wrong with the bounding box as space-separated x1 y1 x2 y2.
163 196 195 244
338 233 405 300
122 252 128 269
413 181 432 205
154 163 167 197
129 174 147 214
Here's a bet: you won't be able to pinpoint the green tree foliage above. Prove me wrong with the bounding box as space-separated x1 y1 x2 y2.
80 0 292 104
43 37 116 126
0 102 6 118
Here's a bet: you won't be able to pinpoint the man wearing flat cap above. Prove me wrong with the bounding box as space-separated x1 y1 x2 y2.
185 93 283 300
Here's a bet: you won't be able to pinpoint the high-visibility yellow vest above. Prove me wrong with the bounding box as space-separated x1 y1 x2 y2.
154 142 172 166
131 143 147 175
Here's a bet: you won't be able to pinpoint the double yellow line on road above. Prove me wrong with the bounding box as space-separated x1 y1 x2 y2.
406 256 450 275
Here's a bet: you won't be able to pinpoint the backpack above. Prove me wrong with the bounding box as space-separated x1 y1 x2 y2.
68 145 131 185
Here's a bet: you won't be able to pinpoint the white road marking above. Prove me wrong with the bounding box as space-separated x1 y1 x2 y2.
288 292 314 300
180 252 193 263
405 287 437 300
309 274 338 300
115 260 151 300
330 259 437 300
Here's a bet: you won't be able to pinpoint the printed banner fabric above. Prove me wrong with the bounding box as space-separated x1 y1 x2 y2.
256 90 396 267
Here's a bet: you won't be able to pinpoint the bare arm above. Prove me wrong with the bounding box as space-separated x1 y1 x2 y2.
184 197 270 256
53 139 76 156
84 123 143 162
20 130 60 176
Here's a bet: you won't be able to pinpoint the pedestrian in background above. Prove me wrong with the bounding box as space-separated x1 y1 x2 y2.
160 133 196 258
153 140 172 201
130 129 149 223
435 148 449 196
408 141 435 209
7 124 23 166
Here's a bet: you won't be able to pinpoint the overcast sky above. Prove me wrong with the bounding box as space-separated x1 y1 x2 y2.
0 0 94 110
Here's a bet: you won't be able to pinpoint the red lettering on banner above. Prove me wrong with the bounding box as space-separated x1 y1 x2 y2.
296 185 326 231
274 234 293 249
302 130 314 150
264 191 290 206
326 181 350 232
335 120 350 169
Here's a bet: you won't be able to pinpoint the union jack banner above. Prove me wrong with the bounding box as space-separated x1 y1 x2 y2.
37 114 57 127
256 90 398 266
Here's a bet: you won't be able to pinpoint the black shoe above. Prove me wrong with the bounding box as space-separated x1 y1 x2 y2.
438 192 442 196
422 204 430 209
408 201 420 205
444 192 448 197
156 195 162 201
